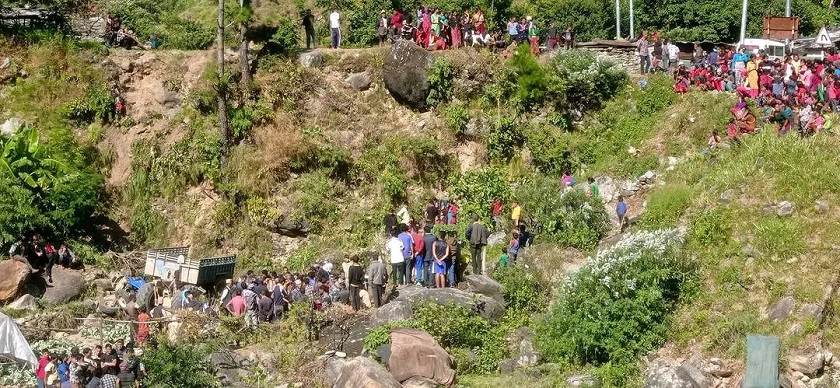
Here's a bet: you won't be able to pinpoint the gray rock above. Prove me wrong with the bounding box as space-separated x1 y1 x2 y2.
345 71 372 91
94 278 114 292
333 356 402 388
499 358 516 374
0 57 9 69
298 50 324 68
789 353 825 378
776 201 795 217
41 267 84 304
676 362 708 387
375 344 391 364
395 285 505 319
719 189 737 205
487 231 507 247
383 40 434 110
210 350 250 386
815 200 829 214
800 303 824 322
645 366 696 388
400 377 438 388
567 374 600 387
0 117 24 137
370 300 414 327
769 296 796 322
324 356 346 386
461 274 504 304
516 351 540 368
8 294 37 310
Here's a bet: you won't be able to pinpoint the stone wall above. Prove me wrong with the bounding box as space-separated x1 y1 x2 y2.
578 46 641 74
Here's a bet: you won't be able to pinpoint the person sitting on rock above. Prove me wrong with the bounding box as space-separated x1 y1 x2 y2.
8 236 37 273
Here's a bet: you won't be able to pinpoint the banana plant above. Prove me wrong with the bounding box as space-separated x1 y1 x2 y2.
0 127 67 191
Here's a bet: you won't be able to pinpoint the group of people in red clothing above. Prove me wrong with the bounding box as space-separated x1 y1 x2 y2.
673 46 840 140
383 7 498 50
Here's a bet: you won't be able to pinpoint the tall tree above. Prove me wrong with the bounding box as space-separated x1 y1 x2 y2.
217 0 230 184
239 0 252 99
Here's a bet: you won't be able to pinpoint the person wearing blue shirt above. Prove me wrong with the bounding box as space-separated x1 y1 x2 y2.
616 196 628 232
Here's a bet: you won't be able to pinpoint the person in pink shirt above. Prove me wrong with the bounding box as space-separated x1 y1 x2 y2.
36 349 50 388
225 290 246 317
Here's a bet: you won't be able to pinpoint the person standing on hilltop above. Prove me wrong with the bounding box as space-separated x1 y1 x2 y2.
386 230 406 285
301 9 317 49
465 214 489 275
636 30 650 74
329 6 341 49
367 256 388 307
527 17 539 56
474 8 486 36
491 199 504 231
396 202 411 226
378 11 389 47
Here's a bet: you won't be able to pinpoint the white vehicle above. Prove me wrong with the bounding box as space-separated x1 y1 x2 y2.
740 38 788 59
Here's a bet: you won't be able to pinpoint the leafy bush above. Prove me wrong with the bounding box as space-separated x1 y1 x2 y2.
444 102 470 138
427 57 454 108
689 208 731 248
639 184 693 229
271 17 298 54
0 128 102 243
549 49 629 114
291 170 341 232
452 167 510 222
508 44 556 112
104 0 214 50
525 125 573 174
536 229 696 373
514 175 610 250
487 116 523 163
63 86 115 123
491 265 550 318
139 340 218 388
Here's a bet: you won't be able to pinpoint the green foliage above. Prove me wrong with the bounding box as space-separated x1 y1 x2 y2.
525 125 573 174
689 208 731 248
139 340 218 388
0 128 102 243
508 44 555 112
326 0 393 46
753 218 806 260
271 17 298 54
639 184 693 229
537 229 696 371
443 102 470 138
285 244 319 271
427 57 454 108
63 86 116 123
532 0 614 42
452 167 510 222
229 101 272 140
636 76 677 115
549 49 628 113
514 175 609 250
291 170 341 232
103 0 215 49
491 265 549 316
487 117 523 163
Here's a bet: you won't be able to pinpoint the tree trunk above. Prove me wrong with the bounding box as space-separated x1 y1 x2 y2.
239 0 252 99
217 0 230 183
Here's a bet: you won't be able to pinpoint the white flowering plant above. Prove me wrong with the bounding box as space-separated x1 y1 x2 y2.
536 228 697 369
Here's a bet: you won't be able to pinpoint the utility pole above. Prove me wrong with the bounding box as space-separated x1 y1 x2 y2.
629 0 635 39
615 0 621 39
217 0 230 183
239 0 252 100
739 0 748 47
784 0 791 16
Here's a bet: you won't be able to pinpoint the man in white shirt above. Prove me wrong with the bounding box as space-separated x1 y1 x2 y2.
667 42 680 70
385 232 405 286
329 7 341 49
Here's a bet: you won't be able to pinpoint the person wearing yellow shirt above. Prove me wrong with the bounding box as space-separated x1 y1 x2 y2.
511 201 521 227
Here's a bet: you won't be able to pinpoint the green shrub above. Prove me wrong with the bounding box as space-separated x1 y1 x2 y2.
63 86 115 123
536 229 696 368
550 49 628 113
104 0 215 50
487 116 523 163
508 44 556 112
753 218 806 260
0 128 102 243
452 167 510 222
525 125 573 174
690 208 731 247
514 175 610 250
491 265 550 321
271 17 298 54
139 340 218 388
636 75 677 115
639 184 693 229
427 57 454 108
443 102 470 138
291 170 340 232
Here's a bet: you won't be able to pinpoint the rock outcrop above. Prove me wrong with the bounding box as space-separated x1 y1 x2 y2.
370 300 414 327
395 285 505 319
0 260 31 303
333 356 402 388
388 329 455 387
383 40 434 110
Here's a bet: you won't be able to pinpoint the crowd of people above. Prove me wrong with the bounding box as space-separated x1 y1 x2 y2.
35 340 145 388
8 235 79 283
629 27 840 139
303 6 575 55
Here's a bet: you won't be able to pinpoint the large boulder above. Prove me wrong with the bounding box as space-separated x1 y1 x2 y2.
299 50 324 68
460 275 504 305
395 285 505 320
0 260 31 302
345 70 372 91
370 301 414 327
383 40 434 110
645 360 710 388
388 329 455 386
334 356 402 388
41 267 84 303
210 349 251 386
